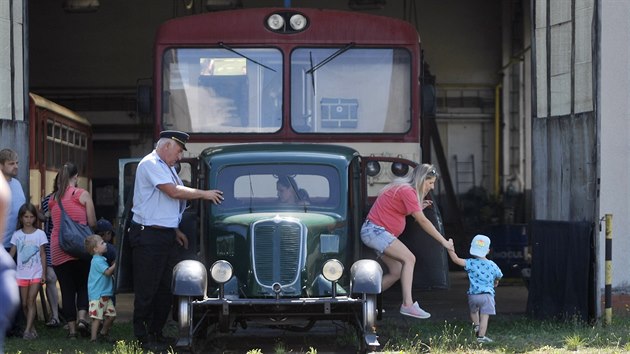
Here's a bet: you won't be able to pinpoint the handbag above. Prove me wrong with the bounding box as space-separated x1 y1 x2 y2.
57 197 93 260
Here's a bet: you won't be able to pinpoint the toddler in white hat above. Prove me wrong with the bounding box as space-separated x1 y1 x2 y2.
447 234 503 344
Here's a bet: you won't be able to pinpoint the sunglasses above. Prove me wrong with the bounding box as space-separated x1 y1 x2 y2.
427 168 438 177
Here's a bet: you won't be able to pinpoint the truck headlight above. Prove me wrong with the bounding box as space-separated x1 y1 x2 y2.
322 259 344 282
210 260 233 284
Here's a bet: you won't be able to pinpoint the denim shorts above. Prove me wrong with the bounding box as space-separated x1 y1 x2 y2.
360 219 396 256
468 293 496 315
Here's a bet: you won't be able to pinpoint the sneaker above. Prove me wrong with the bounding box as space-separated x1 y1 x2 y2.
399 301 431 319
477 336 494 343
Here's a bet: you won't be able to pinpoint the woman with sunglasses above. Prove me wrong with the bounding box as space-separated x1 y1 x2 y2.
360 163 454 319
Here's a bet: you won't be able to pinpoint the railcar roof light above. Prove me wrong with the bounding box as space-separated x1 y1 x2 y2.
391 162 410 177
267 14 285 30
289 14 307 30
366 161 381 177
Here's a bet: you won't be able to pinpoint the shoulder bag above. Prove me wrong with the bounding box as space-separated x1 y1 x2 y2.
57 197 92 260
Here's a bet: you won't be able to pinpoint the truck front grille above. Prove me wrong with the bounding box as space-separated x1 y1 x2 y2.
252 218 304 288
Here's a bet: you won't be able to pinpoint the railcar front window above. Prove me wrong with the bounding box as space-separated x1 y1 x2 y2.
162 48 283 133
291 47 411 134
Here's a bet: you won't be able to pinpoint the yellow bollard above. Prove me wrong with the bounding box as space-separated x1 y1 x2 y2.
604 214 612 326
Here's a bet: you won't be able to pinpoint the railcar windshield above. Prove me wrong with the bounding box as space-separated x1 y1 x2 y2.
162 48 283 133
161 47 411 134
291 47 411 133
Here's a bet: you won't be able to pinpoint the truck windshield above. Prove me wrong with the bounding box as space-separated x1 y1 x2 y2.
214 164 340 211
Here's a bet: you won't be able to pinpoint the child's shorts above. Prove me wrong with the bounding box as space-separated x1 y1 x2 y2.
360 219 396 256
17 278 41 287
89 296 117 320
468 293 496 315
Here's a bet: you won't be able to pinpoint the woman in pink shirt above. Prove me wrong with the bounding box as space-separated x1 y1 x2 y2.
49 162 96 339
361 164 454 319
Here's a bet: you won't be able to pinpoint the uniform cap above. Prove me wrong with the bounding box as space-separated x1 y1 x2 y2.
160 130 189 151
95 218 114 234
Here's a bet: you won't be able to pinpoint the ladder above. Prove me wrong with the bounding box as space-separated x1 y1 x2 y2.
454 154 475 195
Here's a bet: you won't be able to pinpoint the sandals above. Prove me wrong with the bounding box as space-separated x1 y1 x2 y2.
67 332 78 340
23 331 37 340
46 318 60 327
77 319 90 337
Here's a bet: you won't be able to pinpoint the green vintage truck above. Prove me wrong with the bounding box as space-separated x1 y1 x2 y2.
116 143 443 352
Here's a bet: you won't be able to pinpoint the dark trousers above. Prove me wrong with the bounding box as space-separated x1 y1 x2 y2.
130 224 179 339
54 259 90 322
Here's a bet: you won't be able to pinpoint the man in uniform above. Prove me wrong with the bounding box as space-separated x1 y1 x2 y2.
130 131 223 351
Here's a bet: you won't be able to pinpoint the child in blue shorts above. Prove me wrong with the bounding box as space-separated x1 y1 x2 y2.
447 234 503 343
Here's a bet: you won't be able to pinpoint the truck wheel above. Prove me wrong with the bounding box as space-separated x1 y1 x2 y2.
362 293 377 330
176 296 193 350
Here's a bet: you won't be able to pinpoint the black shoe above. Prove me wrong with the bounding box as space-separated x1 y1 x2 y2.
98 332 116 344
140 340 168 352
150 333 176 345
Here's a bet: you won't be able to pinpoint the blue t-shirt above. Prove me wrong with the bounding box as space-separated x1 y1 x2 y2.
3 178 25 249
464 258 503 295
88 254 114 301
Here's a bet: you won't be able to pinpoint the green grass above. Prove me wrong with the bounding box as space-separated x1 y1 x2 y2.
5 314 630 353
377 314 630 353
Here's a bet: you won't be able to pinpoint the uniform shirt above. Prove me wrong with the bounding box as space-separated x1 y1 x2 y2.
88 254 114 301
131 150 185 228
464 258 503 295
49 187 89 266
3 178 26 249
10 229 48 280
367 184 421 237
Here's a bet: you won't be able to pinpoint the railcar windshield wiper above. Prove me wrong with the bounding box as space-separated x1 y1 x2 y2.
218 42 276 72
305 42 355 75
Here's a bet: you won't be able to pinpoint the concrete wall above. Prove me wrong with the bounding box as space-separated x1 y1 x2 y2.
600 0 630 290
0 0 29 187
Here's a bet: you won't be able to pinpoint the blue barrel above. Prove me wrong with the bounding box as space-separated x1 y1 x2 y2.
486 224 528 278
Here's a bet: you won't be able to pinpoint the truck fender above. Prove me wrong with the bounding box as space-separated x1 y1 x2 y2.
171 260 207 297
350 259 383 294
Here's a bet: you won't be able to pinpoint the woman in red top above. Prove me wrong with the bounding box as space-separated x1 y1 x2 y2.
361 164 454 319
49 162 96 339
